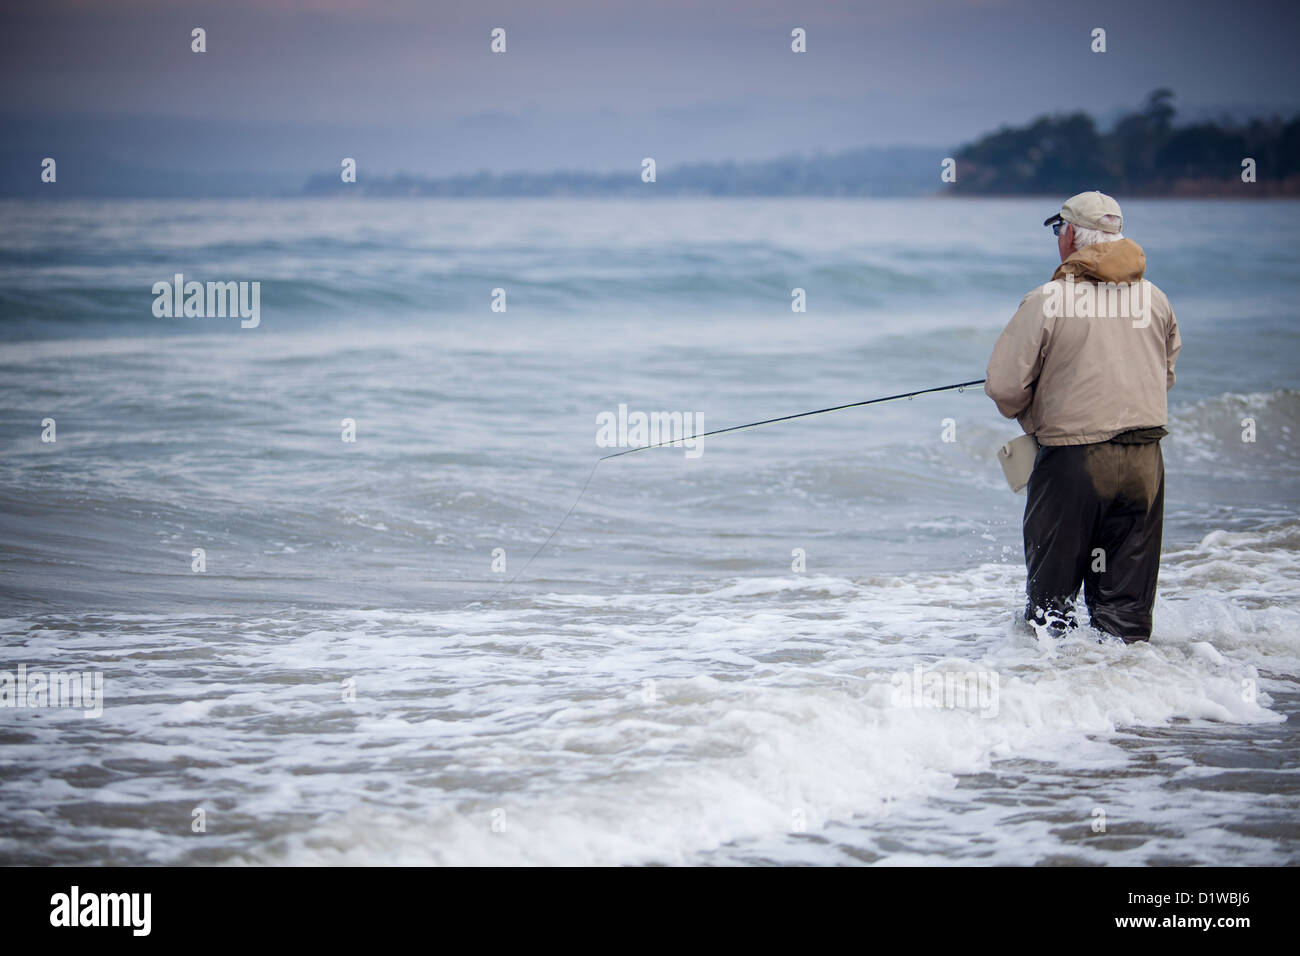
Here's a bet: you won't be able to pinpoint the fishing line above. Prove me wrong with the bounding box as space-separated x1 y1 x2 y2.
484 378 986 601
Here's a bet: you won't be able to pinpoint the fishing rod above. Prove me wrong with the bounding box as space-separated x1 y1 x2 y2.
600 378 987 459
484 378 986 600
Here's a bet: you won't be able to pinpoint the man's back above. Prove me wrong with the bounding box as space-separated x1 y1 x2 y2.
987 238 1180 446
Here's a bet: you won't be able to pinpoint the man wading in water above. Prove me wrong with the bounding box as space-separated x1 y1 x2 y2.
985 191 1181 642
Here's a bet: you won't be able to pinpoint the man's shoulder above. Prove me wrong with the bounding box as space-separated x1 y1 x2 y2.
1017 282 1057 308
1143 279 1173 310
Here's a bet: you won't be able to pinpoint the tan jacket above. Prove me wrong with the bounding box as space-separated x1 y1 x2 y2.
985 239 1181 446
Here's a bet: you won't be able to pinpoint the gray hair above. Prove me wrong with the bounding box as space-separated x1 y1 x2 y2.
1070 215 1124 249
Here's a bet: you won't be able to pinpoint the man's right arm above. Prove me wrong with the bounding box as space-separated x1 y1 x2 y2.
1165 299 1181 391
985 288 1052 420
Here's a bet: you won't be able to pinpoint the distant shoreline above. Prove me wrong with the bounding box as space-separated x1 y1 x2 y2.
5 89 1296 200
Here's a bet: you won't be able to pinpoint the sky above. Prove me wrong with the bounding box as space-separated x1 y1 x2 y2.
2 0 1298 179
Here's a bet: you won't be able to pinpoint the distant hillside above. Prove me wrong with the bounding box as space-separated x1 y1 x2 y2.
953 90 1300 196
301 147 941 197
5 90 1297 199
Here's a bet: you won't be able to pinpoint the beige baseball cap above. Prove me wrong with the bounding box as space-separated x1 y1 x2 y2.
1043 191 1123 233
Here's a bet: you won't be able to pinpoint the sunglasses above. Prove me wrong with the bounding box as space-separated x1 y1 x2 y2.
1051 221 1070 237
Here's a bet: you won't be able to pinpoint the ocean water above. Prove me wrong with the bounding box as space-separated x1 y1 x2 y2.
0 197 1297 865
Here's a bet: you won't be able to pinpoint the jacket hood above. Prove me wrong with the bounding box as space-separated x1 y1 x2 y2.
1051 238 1146 284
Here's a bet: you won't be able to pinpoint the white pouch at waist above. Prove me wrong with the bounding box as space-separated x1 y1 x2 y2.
997 433 1039 495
